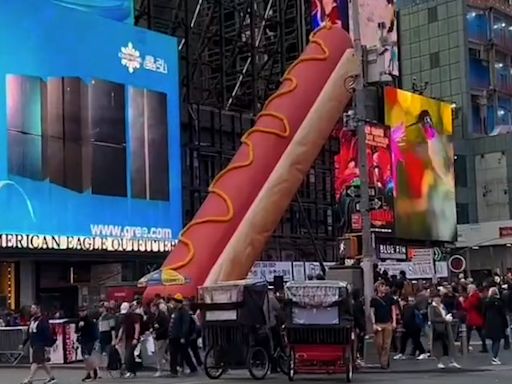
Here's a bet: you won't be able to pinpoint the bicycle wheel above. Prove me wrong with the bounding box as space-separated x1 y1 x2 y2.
204 346 225 380
247 346 270 380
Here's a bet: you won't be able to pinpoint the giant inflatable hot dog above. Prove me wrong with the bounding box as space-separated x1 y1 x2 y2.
140 23 360 300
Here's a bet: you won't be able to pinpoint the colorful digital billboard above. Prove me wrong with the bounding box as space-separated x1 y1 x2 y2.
51 0 134 23
384 87 456 242
0 0 181 252
335 124 395 233
311 0 349 31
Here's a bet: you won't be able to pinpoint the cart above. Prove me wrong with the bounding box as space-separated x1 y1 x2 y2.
284 280 355 382
198 279 272 380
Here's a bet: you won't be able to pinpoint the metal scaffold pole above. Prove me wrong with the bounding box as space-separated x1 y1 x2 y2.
350 0 375 330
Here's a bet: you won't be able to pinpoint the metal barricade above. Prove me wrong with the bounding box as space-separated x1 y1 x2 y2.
0 327 27 365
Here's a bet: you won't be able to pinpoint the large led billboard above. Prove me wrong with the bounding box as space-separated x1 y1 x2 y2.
384 87 456 242
51 0 134 23
0 0 181 252
335 124 395 233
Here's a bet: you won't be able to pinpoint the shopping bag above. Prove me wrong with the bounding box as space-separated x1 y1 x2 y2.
145 335 155 356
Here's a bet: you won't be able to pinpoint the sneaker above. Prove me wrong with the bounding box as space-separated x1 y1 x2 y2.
393 354 405 360
21 380 33 384
123 373 135 379
492 358 502 365
44 379 57 384
437 362 446 369
449 361 461 369
81 374 93 383
417 353 429 360
153 371 163 377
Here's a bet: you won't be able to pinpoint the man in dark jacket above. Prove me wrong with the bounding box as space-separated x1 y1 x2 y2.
20 304 57 384
394 298 427 360
77 307 99 382
152 302 170 376
169 294 197 376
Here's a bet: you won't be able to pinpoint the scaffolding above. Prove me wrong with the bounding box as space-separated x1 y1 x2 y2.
135 0 341 262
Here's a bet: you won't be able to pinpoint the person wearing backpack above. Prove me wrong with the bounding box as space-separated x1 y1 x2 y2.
394 297 428 360
20 304 57 384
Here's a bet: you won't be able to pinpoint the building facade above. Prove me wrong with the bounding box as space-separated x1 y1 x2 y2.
399 0 512 273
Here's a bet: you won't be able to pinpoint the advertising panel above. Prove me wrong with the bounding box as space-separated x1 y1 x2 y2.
51 0 134 23
335 124 394 233
0 0 182 252
350 0 399 77
311 0 349 31
384 87 456 242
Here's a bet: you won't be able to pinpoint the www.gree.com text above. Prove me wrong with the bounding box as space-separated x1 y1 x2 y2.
90 224 173 239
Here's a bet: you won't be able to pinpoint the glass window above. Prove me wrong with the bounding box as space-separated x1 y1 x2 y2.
454 155 468 187
456 203 470 224
467 9 488 42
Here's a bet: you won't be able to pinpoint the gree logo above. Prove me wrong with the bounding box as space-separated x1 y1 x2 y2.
119 42 142 73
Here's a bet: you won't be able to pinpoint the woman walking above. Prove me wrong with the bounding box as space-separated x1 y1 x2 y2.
484 287 508 365
428 293 461 369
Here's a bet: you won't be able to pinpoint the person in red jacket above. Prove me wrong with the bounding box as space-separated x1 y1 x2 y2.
462 285 488 353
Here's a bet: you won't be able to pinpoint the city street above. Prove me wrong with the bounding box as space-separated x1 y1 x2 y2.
1 366 512 384
3 352 512 384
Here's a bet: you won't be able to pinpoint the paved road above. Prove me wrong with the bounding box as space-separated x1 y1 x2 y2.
2 365 512 384
4 349 512 384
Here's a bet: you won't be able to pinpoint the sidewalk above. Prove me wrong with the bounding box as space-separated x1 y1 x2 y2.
362 349 512 373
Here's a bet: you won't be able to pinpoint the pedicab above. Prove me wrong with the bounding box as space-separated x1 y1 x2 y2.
198 279 272 380
283 280 355 382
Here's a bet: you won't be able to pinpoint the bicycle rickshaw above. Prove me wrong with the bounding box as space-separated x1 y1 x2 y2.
198 279 272 380
284 280 355 382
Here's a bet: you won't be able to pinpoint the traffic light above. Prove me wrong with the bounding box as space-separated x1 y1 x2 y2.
340 235 362 259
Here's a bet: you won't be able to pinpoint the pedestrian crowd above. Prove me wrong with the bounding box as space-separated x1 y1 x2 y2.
19 293 203 384
353 269 512 370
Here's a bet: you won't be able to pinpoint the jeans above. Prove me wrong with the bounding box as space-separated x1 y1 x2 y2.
491 339 501 359
467 326 487 351
124 342 137 374
399 328 426 356
169 338 197 375
155 339 169 372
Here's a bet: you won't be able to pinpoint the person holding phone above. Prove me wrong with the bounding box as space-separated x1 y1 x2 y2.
429 293 461 369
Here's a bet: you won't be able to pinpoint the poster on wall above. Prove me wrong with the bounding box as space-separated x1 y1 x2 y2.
349 0 399 77
335 124 394 233
384 87 456 242
50 0 134 24
0 0 182 252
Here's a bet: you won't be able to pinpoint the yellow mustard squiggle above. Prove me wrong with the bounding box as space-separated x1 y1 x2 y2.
166 23 332 271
